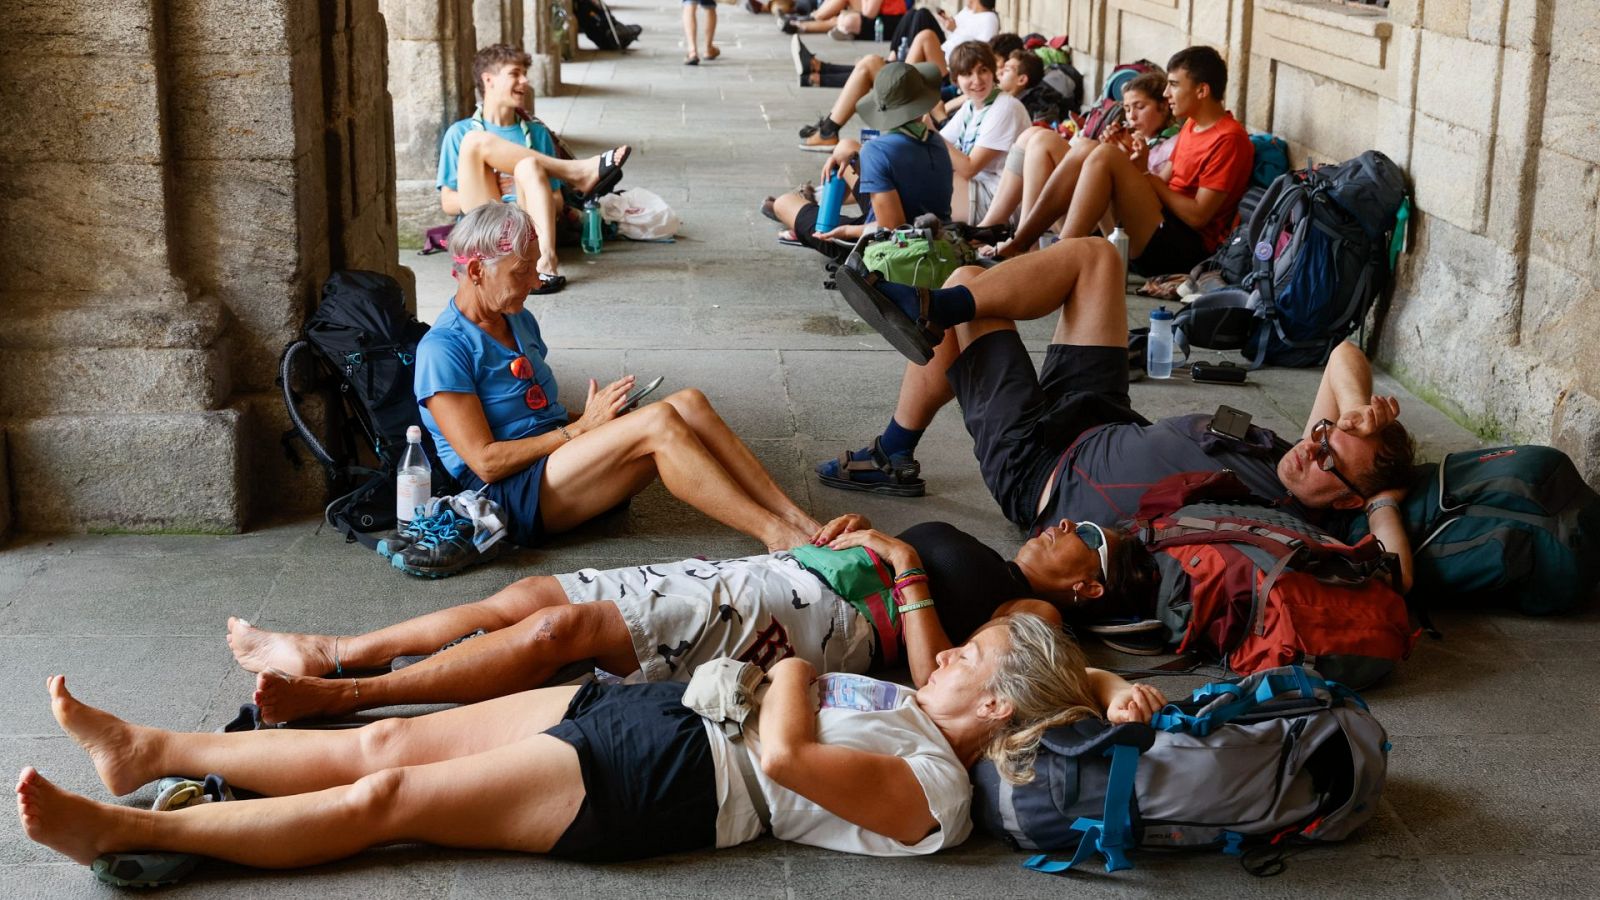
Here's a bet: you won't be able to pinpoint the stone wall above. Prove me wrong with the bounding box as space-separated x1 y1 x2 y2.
1008 0 1600 482
0 0 407 534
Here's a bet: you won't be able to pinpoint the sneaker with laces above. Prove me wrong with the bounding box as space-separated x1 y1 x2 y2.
376 498 445 559
799 131 839 152
390 510 500 578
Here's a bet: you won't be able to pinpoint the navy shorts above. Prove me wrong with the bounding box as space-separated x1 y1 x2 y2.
545 682 719 862
1131 208 1208 278
457 458 548 548
947 330 1147 527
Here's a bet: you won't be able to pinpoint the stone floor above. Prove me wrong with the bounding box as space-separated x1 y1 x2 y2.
3 3 1599 897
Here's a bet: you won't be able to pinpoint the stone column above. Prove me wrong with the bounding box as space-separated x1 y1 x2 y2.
525 0 564 96
383 0 478 246
476 0 523 46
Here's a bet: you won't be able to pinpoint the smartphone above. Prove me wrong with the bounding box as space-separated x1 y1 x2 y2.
1192 361 1248 384
1208 404 1253 441
621 375 664 412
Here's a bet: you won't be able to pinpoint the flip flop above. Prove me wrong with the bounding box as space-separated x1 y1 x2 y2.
684 55 699 66
776 230 803 246
581 146 631 201
529 272 567 295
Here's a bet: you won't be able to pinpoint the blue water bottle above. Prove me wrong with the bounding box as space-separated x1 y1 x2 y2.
1147 307 1174 379
580 199 603 255
814 174 848 234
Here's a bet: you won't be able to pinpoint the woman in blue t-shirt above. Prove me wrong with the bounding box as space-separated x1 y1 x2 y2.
412 205 823 563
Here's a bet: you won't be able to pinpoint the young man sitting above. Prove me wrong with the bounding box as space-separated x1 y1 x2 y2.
794 0 1001 150
997 45 1251 277
765 63 953 259
933 42 1032 222
817 240 1418 596
436 43 630 292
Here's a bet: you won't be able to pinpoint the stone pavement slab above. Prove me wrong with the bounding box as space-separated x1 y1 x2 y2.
1 2 1595 897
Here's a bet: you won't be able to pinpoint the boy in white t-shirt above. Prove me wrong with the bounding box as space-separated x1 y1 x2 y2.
934 41 1031 222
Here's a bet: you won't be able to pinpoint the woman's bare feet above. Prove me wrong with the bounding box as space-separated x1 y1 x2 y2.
47 676 149 796
254 670 361 725
16 766 124 865
226 617 336 676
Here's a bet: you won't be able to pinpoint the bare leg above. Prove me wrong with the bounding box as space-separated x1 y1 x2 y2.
827 54 887 128
952 238 1128 341
458 131 626 199
1060 142 1165 253
45 674 580 797
682 4 699 61
19 735 585 867
1008 136 1097 253
226 575 573 676
951 173 972 223
512 160 562 276
890 331 961 430
978 169 1022 227
704 7 718 56
903 31 946 75
539 394 815 550
659 390 818 534
253 602 639 723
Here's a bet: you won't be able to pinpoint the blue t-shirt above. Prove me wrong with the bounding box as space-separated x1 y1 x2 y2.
414 299 569 479
856 130 954 223
436 115 562 201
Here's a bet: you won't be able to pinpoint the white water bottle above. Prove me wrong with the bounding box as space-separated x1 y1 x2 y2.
396 426 432 523
1147 307 1174 380
874 17 884 42
1108 225 1130 274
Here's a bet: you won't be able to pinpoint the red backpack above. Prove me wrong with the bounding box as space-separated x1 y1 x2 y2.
1134 471 1418 688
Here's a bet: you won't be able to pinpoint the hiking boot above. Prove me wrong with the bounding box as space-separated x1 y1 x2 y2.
390 510 500 579
376 497 446 559
799 131 839 152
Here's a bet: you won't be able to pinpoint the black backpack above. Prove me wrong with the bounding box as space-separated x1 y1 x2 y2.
279 271 455 547
573 0 641 51
1178 150 1408 368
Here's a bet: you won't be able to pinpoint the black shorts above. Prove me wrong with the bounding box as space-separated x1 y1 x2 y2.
793 203 867 261
545 682 719 862
1131 208 1208 278
947 330 1147 527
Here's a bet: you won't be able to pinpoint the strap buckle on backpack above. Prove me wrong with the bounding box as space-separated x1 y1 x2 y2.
1022 742 1140 875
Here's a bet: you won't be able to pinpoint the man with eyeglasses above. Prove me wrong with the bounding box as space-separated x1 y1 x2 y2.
824 236 1419 592
224 514 1156 723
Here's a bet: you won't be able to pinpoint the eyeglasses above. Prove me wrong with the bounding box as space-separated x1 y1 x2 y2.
509 355 549 411
1075 521 1110 585
1310 419 1365 500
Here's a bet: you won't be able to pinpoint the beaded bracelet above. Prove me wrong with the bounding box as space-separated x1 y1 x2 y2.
897 598 936 615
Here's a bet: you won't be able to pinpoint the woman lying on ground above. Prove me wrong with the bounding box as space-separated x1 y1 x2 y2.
22 615 1167 869
978 69 1180 252
404 204 820 575
227 512 1158 723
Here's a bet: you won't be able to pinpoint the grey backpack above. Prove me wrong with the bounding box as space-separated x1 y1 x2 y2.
971 666 1389 876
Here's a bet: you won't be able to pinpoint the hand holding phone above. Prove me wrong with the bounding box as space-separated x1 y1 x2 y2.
621 375 665 412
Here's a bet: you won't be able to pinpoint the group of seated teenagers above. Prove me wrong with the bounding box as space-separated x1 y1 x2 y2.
17 18 1425 880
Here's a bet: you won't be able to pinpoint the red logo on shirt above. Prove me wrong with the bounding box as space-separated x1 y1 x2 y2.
738 618 795 669
524 385 548 410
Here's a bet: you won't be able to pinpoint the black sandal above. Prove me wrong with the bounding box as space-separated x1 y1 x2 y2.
579 147 630 201
833 266 942 364
814 438 926 497
529 272 567 295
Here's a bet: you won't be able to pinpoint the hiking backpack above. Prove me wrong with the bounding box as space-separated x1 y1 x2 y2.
1135 470 1417 689
1177 150 1409 368
859 223 974 289
972 666 1389 876
1347 445 1600 615
1102 58 1160 102
573 0 640 51
279 271 455 547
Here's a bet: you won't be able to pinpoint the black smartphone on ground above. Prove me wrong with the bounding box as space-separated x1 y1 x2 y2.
621 375 665 412
1192 361 1247 384
1208 404 1253 441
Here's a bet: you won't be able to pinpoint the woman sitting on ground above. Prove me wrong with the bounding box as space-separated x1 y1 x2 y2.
22 614 1168 870
407 204 821 573
982 69 1180 256
767 62 953 260
226 513 1159 723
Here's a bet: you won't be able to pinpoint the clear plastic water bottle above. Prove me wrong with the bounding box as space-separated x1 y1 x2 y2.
1108 225 1130 274
1147 307 1174 380
396 426 432 523
874 17 884 42
580 199 603 255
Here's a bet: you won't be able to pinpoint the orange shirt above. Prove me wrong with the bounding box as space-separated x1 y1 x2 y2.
1166 113 1253 251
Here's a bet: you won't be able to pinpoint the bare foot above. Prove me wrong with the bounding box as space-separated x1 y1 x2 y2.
17 767 123 865
226 617 335 676
48 676 150 796
254 670 360 724
537 251 560 278
766 522 816 553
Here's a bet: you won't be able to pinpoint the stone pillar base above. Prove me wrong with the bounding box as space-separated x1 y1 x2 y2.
9 411 245 533
234 390 335 524
0 430 11 543
396 179 447 249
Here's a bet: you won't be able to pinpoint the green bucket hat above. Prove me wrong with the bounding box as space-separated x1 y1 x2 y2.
855 62 943 131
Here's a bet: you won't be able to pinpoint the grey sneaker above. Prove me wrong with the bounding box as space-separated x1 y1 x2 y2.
377 497 447 559
390 509 500 578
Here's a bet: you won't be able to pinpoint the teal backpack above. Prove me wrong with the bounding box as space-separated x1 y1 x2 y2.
861 225 973 290
1350 445 1600 615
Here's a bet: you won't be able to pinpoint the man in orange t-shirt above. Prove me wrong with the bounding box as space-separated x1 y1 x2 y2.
1003 46 1253 277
